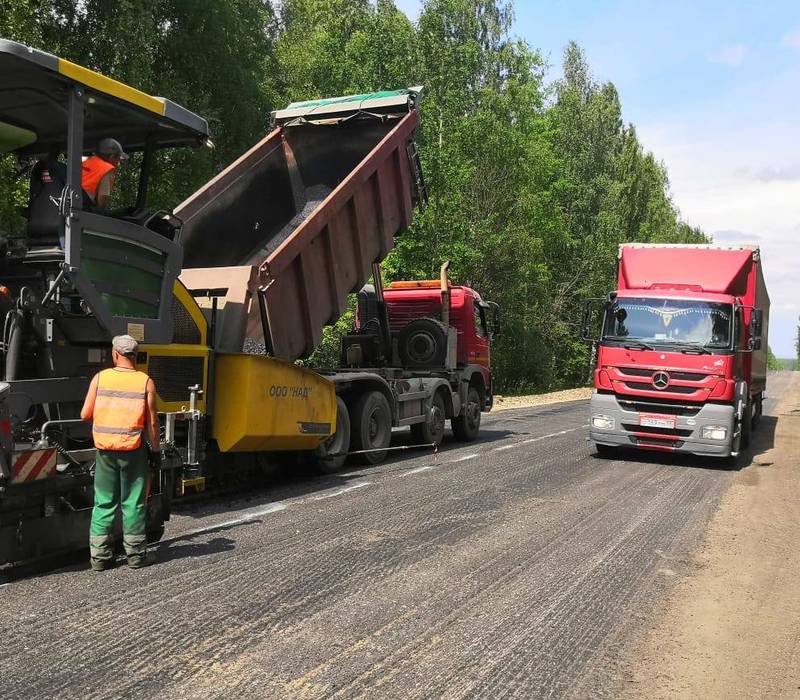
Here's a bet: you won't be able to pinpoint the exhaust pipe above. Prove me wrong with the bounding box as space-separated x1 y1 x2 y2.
440 260 450 328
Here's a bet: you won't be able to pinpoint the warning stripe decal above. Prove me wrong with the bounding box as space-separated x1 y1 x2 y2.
10 449 58 483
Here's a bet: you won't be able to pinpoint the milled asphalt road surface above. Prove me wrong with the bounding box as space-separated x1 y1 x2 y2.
0 372 793 699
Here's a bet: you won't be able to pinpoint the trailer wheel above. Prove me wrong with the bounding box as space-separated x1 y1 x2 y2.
411 391 446 447
351 390 392 464
452 386 481 442
312 396 351 474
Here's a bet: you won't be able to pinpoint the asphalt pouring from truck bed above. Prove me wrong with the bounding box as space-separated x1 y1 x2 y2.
0 371 795 699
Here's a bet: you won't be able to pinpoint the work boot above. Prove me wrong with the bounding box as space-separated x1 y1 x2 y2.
90 557 116 572
127 552 155 569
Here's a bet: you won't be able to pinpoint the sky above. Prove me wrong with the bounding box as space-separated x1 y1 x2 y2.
395 0 800 357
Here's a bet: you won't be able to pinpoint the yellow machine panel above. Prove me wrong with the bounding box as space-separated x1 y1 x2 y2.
212 354 336 452
138 280 210 413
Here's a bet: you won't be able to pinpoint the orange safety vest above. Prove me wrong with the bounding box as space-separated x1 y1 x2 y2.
81 156 116 200
92 368 149 451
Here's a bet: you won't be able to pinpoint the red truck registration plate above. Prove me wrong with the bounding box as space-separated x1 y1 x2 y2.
638 413 676 429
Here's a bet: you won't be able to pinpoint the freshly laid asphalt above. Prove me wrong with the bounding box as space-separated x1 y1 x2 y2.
0 372 792 699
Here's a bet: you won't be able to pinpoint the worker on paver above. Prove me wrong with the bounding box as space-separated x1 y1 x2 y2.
81 335 160 570
81 138 127 209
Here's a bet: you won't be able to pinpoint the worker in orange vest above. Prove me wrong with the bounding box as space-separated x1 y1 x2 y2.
82 138 128 209
81 334 160 570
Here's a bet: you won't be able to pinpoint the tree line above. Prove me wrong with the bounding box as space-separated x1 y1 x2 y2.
1 0 711 392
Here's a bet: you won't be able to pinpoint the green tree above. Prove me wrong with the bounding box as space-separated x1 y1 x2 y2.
1 0 711 393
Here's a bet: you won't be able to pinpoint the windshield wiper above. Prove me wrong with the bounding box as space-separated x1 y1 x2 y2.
658 342 712 355
605 337 655 351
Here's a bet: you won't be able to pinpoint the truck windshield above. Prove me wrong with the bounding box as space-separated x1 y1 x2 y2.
602 297 733 350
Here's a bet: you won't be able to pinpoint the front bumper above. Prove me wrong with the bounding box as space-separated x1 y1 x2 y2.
589 392 735 457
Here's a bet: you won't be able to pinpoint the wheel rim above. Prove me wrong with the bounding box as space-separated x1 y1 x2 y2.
407 331 437 364
431 404 445 440
467 398 480 429
367 407 388 447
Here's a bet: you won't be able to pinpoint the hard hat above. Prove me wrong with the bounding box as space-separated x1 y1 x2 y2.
97 137 128 160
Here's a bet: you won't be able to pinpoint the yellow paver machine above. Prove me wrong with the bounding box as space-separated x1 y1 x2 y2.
0 39 425 569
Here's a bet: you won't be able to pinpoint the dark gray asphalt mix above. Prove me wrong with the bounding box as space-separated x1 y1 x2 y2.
0 372 792 699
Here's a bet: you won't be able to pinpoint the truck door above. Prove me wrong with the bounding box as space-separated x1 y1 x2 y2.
469 296 491 369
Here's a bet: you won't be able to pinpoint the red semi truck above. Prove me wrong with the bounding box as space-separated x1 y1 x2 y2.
583 243 769 459
321 263 499 468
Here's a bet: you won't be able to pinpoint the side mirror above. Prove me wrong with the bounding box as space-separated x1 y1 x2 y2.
751 308 763 338
582 299 604 342
488 302 500 339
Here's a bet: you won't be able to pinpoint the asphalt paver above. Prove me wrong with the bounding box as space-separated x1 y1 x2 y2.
1 372 792 699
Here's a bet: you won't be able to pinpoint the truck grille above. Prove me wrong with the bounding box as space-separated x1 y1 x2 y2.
618 398 702 416
621 423 692 438
624 381 697 394
630 436 685 449
616 366 710 382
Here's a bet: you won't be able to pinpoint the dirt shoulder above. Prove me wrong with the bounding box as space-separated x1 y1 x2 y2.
493 387 592 411
622 372 800 699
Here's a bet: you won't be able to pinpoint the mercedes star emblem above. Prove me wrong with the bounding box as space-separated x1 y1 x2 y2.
652 371 670 390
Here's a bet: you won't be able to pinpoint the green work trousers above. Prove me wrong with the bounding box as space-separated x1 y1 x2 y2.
90 444 149 566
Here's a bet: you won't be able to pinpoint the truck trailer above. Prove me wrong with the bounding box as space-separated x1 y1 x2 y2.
0 40 497 569
582 243 769 459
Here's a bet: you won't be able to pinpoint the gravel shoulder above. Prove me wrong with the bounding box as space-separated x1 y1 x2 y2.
494 387 592 411
621 371 800 699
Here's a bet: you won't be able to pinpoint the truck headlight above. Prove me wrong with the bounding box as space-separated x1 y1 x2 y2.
591 415 615 430
701 426 728 440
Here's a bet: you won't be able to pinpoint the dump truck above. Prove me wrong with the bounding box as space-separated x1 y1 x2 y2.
582 243 769 459
173 91 499 471
0 40 497 569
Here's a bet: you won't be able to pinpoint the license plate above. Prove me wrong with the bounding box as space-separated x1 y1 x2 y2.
639 413 676 429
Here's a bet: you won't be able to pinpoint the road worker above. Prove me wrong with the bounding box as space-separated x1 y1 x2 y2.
81 334 160 570
81 137 127 209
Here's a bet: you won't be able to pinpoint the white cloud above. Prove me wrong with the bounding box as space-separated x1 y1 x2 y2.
637 66 800 356
708 44 747 67
712 230 761 243
782 26 800 51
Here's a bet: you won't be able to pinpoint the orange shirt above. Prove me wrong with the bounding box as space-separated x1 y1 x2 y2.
81 156 116 200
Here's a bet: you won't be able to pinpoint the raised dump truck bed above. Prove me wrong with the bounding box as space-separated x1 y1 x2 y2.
176 88 425 361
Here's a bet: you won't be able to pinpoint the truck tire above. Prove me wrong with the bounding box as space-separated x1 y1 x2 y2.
411 391 446 447
398 318 447 368
593 443 616 458
452 386 481 442
351 390 392 464
312 396 351 473
752 392 763 430
741 396 752 448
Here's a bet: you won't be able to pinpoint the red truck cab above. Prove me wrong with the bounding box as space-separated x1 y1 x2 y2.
583 244 769 459
383 282 493 390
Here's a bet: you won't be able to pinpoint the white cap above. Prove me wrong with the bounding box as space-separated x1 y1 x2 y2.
112 334 138 356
